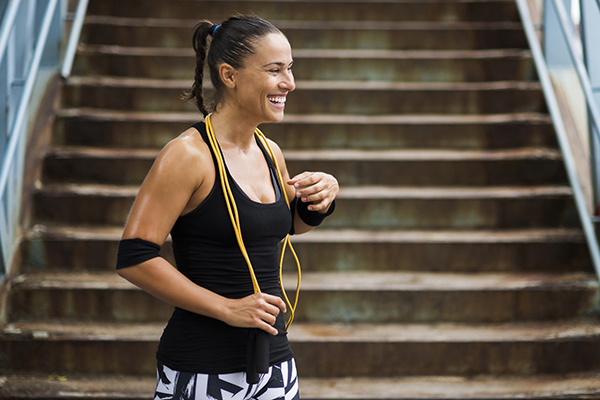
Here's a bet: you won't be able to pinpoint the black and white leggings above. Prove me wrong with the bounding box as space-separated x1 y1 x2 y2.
154 358 300 400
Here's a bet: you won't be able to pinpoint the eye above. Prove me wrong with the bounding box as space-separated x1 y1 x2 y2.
269 69 280 73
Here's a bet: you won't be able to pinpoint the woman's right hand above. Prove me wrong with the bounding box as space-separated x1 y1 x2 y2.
222 293 287 335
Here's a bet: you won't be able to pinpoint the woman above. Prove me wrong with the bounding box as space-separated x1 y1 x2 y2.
115 15 339 400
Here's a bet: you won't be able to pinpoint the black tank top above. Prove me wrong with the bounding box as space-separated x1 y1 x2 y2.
156 121 294 373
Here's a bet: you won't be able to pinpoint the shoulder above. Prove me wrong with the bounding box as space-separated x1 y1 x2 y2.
159 127 211 168
148 126 213 188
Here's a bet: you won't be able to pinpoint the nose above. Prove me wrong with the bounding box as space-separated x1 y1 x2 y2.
280 69 295 92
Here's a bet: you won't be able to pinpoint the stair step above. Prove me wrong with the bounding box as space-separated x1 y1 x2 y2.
301 373 600 400
54 108 555 150
21 225 591 273
72 45 535 82
291 320 600 376
87 0 521 22
81 16 527 50
63 78 545 115
293 271 598 323
2 320 600 376
7 0 597 395
9 271 597 323
2 372 600 400
67 76 543 90
285 228 591 273
41 146 566 186
33 183 575 229
0 374 155 400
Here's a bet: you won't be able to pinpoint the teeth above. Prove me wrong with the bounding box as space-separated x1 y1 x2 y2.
268 96 285 104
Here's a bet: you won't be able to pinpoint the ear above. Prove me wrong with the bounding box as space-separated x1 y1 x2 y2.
219 63 236 89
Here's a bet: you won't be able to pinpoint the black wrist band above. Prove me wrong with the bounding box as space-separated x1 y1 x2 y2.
296 198 336 226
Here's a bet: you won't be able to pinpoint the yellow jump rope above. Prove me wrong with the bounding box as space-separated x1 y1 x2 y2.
204 114 301 331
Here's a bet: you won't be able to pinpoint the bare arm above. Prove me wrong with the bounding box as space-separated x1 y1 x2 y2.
118 133 285 335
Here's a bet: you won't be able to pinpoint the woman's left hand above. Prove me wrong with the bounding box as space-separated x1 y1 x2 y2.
288 171 339 213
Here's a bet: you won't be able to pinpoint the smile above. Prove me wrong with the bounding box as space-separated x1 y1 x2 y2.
268 95 286 107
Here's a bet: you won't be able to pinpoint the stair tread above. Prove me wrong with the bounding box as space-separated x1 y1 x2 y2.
57 108 552 124
299 374 600 399
1 372 600 399
13 271 597 291
36 183 573 199
47 146 561 161
292 320 600 341
30 224 585 243
3 319 600 342
302 373 600 399
66 75 541 91
296 228 585 243
284 148 561 160
339 186 573 198
78 44 530 59
85 15 524 30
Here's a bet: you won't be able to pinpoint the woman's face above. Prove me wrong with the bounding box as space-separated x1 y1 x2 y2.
226 33 295 125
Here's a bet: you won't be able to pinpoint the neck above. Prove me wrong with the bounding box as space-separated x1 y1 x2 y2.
209 107 258 150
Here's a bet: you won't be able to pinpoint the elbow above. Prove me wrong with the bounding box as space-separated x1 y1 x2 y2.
116 265 136 282
116 267 129 282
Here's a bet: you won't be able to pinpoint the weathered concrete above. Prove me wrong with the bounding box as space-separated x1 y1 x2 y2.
20 226 592 274
54 109 556 150
3 0 599 398
2 373 600 399
80 17 528 50
72 45 536 82
41 147 567 186
86 0 522 22
62 79 547 115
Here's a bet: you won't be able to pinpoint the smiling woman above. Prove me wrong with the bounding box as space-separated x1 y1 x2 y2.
114 14 338 400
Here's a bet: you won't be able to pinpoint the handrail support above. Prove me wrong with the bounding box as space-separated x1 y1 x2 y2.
516 0 600 279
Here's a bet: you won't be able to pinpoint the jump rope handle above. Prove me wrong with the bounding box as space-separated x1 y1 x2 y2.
246 328 270 384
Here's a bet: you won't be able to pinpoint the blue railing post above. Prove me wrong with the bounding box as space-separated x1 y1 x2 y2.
580 0 600 214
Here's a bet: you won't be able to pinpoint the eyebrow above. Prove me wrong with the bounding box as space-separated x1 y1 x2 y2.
263 60 294 68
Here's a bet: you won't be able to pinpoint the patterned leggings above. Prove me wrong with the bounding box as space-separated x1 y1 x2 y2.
154 358 300 400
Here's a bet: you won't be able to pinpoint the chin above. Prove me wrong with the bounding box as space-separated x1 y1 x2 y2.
264 111 285 124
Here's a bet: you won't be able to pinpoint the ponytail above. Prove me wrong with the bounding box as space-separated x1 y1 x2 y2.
183 21 214 116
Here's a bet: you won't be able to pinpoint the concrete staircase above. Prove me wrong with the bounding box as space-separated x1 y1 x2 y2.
2 0 600 398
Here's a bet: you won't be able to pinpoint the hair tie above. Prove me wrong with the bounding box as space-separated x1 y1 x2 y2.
210 24 220 37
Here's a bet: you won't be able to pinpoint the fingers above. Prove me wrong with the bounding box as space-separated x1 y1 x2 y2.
254 293 287 335
223 293 287 336
265 293 287 314
259 321 280 336
260 293 287 318
287 171 317 188
288 171 339 212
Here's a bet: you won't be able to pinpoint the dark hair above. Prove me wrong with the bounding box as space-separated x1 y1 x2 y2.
183 15 281 116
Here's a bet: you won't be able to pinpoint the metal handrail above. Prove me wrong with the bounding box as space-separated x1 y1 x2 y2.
61 0 88 78
0 0 61 275
515 0 600 278
0 1 20 67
